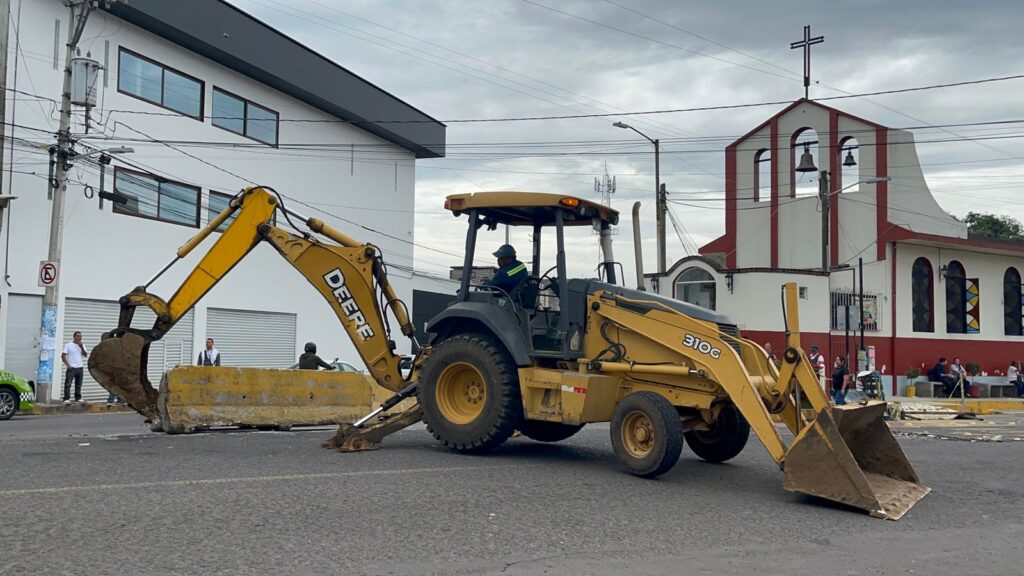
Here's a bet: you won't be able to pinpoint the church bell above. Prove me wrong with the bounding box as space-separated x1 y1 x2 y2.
795 145 817 172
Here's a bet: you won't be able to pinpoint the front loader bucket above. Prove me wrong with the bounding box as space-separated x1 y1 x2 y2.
87 332 160 423
783 402 930 520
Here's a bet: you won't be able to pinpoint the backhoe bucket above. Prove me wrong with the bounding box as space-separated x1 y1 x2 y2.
88 332 161 423
782 402 930 520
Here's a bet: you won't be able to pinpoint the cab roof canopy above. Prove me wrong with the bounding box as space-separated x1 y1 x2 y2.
445 192 619 227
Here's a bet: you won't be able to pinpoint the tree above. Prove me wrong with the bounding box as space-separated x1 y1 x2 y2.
963 212 1024 242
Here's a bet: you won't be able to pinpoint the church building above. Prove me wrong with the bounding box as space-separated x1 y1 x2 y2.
650 99 1024 394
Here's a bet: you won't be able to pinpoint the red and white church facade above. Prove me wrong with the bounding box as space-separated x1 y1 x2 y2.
651 99 1024 394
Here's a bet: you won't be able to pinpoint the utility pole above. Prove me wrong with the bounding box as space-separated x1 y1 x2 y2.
819 170 830 272
0 0 9 197
36 1 95 402
654 142 664 278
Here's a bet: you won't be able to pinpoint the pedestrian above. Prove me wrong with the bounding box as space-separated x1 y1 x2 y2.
927 357 959 396
808 345 826 388
831 355 849 405
763 342 779 367
62 331 87 406
948 357 972 397
197 338 221 366
1008 360 1024 397
298 342 332 370
484 244 528 293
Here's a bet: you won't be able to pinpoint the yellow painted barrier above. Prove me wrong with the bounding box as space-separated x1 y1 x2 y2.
157 366 377 433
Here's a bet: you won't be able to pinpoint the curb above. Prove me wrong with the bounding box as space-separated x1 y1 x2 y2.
31 403 137 415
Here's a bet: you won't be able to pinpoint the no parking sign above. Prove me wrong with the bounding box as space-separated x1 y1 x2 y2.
38 261 58 288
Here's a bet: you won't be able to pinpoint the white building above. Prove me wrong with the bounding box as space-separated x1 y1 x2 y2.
652 99 1024 394
1 0 445 402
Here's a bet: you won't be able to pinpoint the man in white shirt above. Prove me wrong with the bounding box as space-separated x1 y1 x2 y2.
808 345 827 389
197 338 221 366
1009 361 1024 397
62 331 87 405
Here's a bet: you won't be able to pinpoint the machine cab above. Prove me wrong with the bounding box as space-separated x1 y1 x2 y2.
431 192 620 363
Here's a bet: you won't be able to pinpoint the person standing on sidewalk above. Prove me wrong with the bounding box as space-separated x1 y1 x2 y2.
61 331 87 405
197 338 221 366
808 345 827 389
831 356 850 405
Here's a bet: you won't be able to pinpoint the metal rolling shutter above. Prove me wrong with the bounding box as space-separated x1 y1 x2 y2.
62 298 194 402
4 294 43 383
206 308 296 369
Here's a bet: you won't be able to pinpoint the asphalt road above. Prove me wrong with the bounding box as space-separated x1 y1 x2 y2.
3 412 1023 575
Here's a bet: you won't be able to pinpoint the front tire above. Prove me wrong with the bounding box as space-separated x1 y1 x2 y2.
684 402 750 463
0 386 20 421
420 333 522 453
520 420 584 443
610 392 683 478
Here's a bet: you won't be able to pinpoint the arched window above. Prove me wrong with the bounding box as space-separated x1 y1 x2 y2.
1004 267 1022 336
839 136 859 192
945 260 967 334
792 128 818 197
675 267 716 310
754 148 770 202
911 257 934 333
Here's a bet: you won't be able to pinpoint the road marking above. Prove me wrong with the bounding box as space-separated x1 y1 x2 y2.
0 464 513 496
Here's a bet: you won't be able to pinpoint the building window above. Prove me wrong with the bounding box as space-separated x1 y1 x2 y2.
212 88 279 146
911 257 934 333
945 260 967 334
113 168 200 227
118 48 203 119
1005 267 1023 336
753 148 770 202
674 267 716 310
830 291 879 331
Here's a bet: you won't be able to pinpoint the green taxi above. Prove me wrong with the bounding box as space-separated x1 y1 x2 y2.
0 369 34 420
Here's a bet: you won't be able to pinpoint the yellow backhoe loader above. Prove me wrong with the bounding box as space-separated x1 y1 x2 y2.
90 186 929 519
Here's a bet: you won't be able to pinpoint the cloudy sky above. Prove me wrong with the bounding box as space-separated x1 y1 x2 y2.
228 0 1024 284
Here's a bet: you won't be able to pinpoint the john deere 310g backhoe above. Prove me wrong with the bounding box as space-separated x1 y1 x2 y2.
90 186 929 520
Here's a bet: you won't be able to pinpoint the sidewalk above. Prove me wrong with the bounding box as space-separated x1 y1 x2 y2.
31 402 136 415
891 395 1024 415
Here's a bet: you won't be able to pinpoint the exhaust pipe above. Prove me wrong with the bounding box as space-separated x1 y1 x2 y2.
632 202 645 291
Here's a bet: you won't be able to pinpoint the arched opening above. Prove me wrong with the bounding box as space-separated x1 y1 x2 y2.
674 267 716 310
911 257 934 333
839 136 859 192
945 260 967 334
754 148 770 202
1004 267 1022 336
791 128 818 197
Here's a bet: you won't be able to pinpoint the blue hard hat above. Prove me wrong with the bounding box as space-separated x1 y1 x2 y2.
493 244 516 258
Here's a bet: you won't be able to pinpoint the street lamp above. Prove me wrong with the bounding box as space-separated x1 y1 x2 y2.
613 121 664 280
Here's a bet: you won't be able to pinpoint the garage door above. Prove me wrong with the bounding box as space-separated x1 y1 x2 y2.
3 294 42 383
206 308 296 369
62 298 194 402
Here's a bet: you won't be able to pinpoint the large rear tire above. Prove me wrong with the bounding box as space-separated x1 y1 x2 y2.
610 392 683 478
520 420 584 443
684 402 750 463
420 333 522 453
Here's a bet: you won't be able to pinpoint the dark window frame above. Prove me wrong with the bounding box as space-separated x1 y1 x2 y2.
1004 267 1022 336
911 257 934 333
211 86 280 147
112 166 201 228
117 47 205 121
208 190 276 232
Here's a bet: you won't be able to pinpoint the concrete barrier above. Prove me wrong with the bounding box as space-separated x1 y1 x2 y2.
157 366 379 433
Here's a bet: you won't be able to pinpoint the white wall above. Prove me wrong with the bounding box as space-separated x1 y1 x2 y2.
3 1 423 395
886 130 967 238
895 243 1024 341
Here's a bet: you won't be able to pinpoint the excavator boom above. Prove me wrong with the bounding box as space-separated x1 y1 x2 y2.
89 187 417 436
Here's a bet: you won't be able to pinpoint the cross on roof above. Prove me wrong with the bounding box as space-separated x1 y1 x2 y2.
790 25 824 99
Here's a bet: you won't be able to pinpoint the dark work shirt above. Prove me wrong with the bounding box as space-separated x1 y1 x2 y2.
484 259 527 292
831 364 849 390
298 352 331 370
927 363 946 382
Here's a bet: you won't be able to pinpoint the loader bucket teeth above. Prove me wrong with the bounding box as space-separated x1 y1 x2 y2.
87 332 160 423
783 402 930 520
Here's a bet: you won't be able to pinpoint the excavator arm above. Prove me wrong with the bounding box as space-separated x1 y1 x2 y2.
89 187 418 434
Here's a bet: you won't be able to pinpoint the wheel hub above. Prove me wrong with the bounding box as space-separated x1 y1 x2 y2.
622 411 655 458
435 362 487 425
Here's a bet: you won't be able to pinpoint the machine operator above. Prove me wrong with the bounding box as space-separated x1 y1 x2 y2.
484 244 528 292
